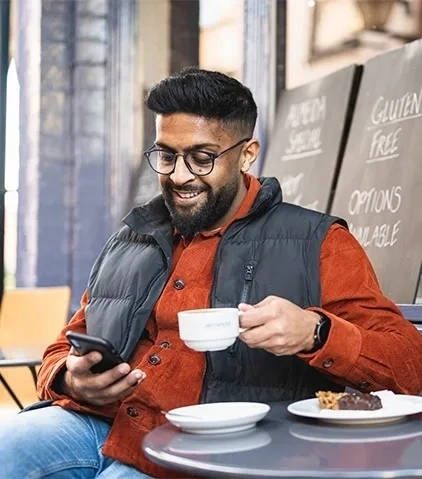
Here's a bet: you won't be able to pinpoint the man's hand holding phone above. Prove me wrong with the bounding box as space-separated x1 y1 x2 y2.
63 335 146 406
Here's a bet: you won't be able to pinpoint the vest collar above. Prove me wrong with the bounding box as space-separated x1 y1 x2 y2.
122 176 282 235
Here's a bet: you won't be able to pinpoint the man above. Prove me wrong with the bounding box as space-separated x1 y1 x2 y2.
1 67 421 478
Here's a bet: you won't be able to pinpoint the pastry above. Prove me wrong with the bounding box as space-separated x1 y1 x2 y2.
316 391 382 410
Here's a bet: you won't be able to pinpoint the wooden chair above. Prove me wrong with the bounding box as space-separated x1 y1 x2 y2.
0 286 71 408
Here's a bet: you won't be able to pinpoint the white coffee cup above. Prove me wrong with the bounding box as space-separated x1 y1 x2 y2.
177 307 246 352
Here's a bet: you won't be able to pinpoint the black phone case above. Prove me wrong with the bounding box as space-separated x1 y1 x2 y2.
66 332 124 374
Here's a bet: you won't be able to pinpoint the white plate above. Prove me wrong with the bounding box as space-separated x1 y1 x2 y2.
167 428 272 454
165 402 270 434
287 395 422 425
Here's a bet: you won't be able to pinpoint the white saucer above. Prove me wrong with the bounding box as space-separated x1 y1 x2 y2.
287 395 422 426
165 402 270 435
167 428 272 454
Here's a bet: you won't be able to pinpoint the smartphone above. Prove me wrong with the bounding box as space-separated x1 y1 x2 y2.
65 331 125 374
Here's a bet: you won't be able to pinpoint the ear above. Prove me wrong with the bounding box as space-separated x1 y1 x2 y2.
240 138 260 172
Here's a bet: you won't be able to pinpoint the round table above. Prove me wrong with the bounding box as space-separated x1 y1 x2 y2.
142 402 422 478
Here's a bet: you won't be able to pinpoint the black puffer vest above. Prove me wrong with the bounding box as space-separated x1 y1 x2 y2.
86 177 347 402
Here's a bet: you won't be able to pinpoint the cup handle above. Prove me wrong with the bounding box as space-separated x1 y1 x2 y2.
238 311 248 333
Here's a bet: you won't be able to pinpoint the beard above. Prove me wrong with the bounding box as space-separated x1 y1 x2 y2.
162 176 240 239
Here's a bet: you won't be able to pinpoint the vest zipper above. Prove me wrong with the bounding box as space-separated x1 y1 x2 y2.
240 262 256 304
202 260 256 398
225 262 257 358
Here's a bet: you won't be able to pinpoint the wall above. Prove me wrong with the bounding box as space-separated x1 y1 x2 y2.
16 0 140 312
199 0 244 79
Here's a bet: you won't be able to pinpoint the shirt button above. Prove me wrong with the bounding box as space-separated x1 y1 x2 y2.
323 358 334 368
160 341 171 349
148 353 162 365
359 381 370 389
173 279 185 290
126 407 139 417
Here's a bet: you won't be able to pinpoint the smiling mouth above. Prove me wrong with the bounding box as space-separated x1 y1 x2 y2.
173 190 202 199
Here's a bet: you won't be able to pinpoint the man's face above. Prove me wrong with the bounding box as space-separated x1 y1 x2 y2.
155 113 249 239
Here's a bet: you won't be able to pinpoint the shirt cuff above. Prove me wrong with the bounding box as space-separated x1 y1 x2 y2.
297 307 362 377
42 356 69 401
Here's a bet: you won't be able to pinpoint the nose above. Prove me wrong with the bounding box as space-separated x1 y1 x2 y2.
169 155 196 185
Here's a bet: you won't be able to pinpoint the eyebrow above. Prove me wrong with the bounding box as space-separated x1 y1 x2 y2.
154 141 221 151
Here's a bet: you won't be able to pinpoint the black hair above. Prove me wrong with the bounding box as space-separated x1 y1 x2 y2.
145 66 257 137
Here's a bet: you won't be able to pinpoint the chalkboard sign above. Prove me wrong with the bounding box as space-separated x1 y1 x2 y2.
331 40 422 303
262 65 361 212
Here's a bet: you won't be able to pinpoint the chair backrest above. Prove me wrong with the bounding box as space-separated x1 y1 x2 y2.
0 286 71 348
397 304 422 324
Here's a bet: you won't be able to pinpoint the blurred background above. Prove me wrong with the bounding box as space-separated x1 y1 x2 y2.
0 0 421 409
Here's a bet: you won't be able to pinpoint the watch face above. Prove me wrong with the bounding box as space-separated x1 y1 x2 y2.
319 318 331 344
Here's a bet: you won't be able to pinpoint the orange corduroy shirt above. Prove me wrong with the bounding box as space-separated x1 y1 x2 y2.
37 174 422 478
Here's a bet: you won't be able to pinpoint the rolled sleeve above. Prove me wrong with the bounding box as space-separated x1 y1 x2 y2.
298 223 422 395
301 307 362 379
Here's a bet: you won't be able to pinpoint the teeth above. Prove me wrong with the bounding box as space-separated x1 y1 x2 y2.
177 191 199 199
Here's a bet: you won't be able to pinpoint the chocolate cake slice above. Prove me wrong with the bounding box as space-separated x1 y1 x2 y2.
337 393 382 411
316 391 383 410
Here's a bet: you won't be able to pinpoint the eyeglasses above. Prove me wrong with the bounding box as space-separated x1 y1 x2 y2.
143 138 251 177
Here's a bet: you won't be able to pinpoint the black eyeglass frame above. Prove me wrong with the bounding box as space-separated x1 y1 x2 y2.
143 137 251 177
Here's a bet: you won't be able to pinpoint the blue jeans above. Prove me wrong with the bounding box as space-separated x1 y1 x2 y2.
0 406 153 479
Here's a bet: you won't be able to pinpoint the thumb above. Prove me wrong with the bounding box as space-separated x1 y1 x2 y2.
238 303 255 312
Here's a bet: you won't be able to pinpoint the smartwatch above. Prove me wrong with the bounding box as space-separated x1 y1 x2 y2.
309 314 331 352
